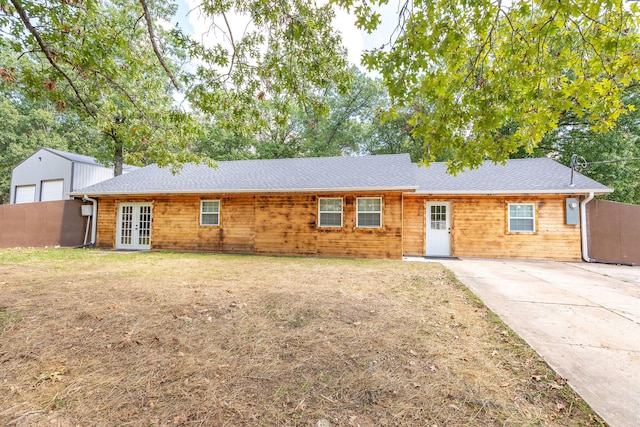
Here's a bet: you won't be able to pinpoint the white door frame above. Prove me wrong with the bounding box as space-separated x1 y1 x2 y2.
426 202 451 256
116 202 152 250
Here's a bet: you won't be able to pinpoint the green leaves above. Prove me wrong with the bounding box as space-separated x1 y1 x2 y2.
336 0 640 172
186 0 351 105
193 68 392 161
1 0 204 173
1 0 353 174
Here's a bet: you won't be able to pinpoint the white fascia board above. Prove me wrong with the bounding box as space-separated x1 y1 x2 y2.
69 185 419 197
410 188 613 195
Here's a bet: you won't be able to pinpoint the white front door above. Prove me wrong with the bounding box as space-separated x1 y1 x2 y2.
117 203 152 250
426 202 451 256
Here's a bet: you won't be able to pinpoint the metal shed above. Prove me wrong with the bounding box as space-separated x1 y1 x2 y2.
9 147 135 204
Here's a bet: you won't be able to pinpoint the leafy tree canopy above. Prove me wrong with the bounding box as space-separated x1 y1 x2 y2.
3 0 640 185
0 0 352 173
336 0 640 171
512 85 640 204
0 93 101 203
1 0 203 173
193 69 425 161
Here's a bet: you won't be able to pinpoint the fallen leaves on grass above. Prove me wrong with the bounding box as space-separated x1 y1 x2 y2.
0 250 605 426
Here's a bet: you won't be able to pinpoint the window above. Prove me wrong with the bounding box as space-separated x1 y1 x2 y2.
357 197 382 228
319 198 343 227
200 200 220 226
508 203 535 232
429 204 447 230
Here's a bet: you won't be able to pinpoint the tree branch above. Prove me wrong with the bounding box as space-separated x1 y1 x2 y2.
91 69 150 122
461 2 502 90
138 0 180 91
326 86 367 146
9 0 96 118
567 15 613 81
220 9 238 83
56 55 152 123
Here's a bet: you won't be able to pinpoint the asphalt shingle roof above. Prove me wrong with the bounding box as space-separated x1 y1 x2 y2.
72 154 612 196
72 154 417 195
414 158 612 194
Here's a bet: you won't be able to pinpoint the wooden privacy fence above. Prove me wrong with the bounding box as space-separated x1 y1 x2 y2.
0 199 89 248
587 199 640 266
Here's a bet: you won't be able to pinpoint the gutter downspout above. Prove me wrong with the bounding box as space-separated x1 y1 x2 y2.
83 195 98 246
580 192 594 262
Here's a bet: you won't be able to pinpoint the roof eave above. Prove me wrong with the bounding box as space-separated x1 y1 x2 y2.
410 188 613 195
70 185 419 197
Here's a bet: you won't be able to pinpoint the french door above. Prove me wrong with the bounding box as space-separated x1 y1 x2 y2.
426 202 451 256
117 203 152 250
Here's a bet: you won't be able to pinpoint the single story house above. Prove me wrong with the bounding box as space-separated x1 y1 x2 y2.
10 147 136 204
70 154 611 261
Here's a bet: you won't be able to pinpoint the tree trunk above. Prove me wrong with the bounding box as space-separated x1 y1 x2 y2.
114 138 123 177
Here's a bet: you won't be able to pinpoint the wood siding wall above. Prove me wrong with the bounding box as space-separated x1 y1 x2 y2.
403 195 582 261
95 192 404 259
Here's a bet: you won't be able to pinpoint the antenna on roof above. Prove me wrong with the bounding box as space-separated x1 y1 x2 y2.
569 154 587 187
569 154 577 187
570 153 640 186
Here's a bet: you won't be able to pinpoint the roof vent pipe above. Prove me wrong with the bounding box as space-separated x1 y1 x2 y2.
82 195 97 246
580 192 594 262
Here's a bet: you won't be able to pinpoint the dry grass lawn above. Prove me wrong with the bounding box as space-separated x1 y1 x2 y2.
0 249 605 426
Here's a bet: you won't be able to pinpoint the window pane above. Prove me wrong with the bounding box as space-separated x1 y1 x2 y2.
358 212 381 227
202 200 219 213
510 218 534 231
201 213 219 225
431 219 446 230
357 198 381 212
320 212 342 226
509 204 533 218
320 198 342 212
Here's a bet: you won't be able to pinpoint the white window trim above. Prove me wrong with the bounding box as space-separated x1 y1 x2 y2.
200 200 220 226
318 197 343 228
508 203 536 232
356 197 383 228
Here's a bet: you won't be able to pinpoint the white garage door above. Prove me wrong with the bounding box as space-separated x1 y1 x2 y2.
41 179 64 201
14 185 36 204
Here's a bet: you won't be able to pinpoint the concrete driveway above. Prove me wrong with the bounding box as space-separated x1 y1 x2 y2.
436 259 640 427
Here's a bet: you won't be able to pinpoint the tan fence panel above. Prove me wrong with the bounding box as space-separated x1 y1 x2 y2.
0 200 88 248
587 199 640 265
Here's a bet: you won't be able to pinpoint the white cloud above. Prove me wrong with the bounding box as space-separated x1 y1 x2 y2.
331 6 364 67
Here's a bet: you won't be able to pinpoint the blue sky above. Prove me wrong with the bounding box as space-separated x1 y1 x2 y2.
172 0 195 34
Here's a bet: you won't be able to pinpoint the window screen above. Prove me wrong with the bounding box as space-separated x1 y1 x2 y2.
357 197 382 228
509 204 535 232
201 200 220 226
319 198 342 227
